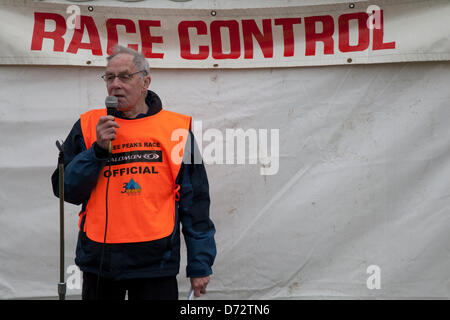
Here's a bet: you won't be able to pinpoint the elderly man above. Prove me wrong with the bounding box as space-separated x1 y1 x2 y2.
51 46 216 300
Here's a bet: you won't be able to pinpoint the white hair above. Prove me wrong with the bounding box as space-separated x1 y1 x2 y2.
106 45 150 77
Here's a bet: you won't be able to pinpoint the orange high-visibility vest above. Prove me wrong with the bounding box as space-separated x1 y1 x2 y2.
79 108 191 244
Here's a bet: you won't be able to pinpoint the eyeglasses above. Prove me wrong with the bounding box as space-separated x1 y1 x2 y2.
101 70 145 83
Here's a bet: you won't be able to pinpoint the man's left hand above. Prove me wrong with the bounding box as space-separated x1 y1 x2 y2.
190 276 210 297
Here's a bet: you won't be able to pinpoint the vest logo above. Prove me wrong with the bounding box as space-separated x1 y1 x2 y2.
110 150 163 165
121 178 142 196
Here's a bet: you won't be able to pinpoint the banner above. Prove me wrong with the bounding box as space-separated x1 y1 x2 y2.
0 0 449 68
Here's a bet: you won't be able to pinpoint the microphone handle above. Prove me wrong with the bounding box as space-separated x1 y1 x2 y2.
107 107 115 154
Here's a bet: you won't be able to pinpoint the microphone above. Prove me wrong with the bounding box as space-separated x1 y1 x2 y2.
105 95 118 116
105 96 118 154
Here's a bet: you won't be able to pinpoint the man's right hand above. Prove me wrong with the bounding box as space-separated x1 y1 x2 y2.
96 115 120 150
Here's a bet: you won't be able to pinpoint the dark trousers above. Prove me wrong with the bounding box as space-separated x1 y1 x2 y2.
82 272 178 300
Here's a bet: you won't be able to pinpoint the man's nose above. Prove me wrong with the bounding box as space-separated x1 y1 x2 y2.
109 76 122 88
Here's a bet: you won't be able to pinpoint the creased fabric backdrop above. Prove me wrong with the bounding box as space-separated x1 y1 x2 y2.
0 0 449 300
0 61 449 299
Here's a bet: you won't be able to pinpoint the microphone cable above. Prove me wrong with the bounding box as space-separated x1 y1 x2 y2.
96 157 112 299
95 98 117 299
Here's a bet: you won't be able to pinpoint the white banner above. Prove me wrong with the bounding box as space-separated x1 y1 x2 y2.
0 0 449 68
1 0 450 68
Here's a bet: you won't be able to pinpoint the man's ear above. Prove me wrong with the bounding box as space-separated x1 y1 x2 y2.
145 75 151 88
142 75 151 94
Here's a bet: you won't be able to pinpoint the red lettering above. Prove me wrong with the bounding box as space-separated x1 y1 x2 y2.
210 20 240 59
138 20 164 59
178 21 209 60
373 10 395 50
106 19 138 55
304 15 334 56
242 19 273 59
66 16 102 55
274 18 302 57
31 12 66 52
338 13 370 52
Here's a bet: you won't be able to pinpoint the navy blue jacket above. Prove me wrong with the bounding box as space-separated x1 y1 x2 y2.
51 90 216 280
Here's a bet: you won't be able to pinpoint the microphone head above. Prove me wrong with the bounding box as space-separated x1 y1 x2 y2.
105 95 118 108
105 96 118 116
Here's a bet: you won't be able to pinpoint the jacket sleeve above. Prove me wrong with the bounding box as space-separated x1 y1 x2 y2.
178 131 217 278
51 119 109 205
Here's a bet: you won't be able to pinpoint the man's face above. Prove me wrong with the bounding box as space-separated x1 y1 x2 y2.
105 53 150 111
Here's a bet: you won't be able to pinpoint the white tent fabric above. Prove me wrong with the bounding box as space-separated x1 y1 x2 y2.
30 0 368 9
1 61 449 299
0 0 449 300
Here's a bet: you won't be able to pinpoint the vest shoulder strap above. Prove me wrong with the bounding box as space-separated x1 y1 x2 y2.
80 108 105 150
